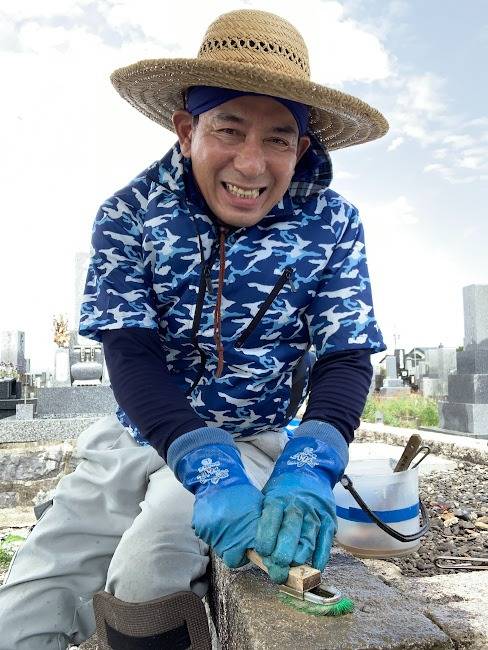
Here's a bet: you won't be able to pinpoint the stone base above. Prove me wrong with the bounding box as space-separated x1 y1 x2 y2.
421 377 446 398
439 402 488 438
382 378 405 388
457 348 488 374
380 386 410 397
447 373 488 404
36 386 117 417
15 404 34 420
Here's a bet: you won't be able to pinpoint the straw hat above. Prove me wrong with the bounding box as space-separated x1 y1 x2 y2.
111 9 388 151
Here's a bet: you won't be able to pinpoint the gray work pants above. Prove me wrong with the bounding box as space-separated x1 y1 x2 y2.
0 414 286 649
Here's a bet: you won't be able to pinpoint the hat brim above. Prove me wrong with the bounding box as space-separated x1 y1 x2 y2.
111 58 388 151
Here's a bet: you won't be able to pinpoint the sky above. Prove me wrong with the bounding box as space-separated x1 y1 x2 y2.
1 0 487 373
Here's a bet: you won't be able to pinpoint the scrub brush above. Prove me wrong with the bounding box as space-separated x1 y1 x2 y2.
247 550 355 617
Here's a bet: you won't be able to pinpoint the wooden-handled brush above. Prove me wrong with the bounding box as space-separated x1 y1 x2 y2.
246 549 354 616
246 549 321 593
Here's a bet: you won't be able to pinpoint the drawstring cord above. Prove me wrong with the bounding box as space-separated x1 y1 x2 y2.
214 225 227 378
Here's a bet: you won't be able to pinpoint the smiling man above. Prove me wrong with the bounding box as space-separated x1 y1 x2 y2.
0 9 388 650
173 93 311 228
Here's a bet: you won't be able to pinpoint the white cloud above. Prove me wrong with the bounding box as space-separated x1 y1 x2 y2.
397 73 445 117
361 195 419 226
387 136 404 151
433 148 448 160
442 134 476 149
0 0 87 20
386 72 488 183
459 155 482 170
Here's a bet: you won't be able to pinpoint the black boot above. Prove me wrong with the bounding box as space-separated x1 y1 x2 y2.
93 590 213 649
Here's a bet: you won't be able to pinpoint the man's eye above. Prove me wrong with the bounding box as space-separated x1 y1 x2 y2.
218 128 238 135
268 138 290 147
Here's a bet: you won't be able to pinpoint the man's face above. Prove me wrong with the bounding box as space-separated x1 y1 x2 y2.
173 95 310 228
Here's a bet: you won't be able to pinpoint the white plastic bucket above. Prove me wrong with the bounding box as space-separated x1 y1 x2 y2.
333 458 423 558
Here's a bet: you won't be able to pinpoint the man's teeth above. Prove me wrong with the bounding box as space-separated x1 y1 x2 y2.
225 183 261 199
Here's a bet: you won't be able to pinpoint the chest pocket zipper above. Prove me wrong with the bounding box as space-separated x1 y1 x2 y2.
235 266 296 349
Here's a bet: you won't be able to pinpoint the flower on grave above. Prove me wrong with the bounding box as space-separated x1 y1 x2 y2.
53 314 70 348
0 362 19 380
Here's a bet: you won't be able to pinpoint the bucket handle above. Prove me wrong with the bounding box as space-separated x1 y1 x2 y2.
339 475 430 543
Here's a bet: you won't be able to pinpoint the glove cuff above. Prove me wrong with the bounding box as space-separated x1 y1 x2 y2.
294 420 349 468
167 427 235 473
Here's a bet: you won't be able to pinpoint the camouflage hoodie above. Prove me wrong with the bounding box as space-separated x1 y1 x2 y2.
79 135 385 442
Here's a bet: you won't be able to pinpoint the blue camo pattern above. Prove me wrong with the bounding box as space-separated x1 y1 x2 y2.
79 136 386 443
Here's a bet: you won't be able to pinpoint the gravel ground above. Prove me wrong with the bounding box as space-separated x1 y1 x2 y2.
382 460 488 577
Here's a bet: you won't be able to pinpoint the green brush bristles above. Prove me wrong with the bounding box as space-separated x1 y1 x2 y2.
277 592 355 617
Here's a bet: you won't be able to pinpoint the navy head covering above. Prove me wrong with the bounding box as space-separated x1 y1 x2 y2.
186 86 309 136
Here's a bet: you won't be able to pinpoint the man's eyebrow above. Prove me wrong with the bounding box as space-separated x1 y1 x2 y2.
213 112 297 135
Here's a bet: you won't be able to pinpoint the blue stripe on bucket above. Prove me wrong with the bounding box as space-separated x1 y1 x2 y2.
336 502 420 524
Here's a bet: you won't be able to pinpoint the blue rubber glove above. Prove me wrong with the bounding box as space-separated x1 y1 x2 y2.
169 430 263 569
254 422 347 583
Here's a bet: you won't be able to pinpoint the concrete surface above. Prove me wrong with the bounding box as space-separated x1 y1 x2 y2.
357 422 488 465
364 560 488 650
0 415 99 443
210 548 452 649
348 441 458 475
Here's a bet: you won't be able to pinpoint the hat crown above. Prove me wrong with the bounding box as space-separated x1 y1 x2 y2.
197 9 310 80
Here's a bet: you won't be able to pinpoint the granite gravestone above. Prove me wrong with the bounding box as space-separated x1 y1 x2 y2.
439 285 488 437
0 330 26 374
380 354 410 397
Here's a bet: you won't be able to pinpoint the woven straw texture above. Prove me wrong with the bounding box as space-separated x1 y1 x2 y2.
111 9 388 150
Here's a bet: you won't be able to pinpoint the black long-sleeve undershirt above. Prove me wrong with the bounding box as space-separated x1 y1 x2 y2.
102 328 373 459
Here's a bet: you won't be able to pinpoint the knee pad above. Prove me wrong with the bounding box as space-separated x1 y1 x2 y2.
93 590 212 649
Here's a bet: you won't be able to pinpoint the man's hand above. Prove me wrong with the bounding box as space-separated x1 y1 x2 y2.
254 436 343 583
175 443 263 568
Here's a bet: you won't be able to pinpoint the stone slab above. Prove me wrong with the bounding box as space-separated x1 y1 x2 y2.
0 416 100 443
457 349 488 374
440 402 488 437
0 506 36 529
364 560 488 650
15 404 34 420
210 549 451 649
382 378 404 388
447 374 488 404
463 285 488 350
36 386 116 417
357 422 488 465
348 442 457 476
379 386 410 397
0 443 71 481
0 397 35 412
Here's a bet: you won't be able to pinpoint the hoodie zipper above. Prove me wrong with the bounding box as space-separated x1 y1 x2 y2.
235 266 296 349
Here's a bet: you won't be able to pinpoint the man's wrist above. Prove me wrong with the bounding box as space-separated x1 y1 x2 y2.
293 419 349 468
166 426 235 473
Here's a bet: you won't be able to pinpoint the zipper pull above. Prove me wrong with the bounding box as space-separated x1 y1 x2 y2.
204 266 213 294
285 267 297 292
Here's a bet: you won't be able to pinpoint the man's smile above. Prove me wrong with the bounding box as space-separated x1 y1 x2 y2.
222 182 267 199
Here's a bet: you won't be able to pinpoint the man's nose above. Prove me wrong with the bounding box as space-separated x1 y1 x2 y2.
233 139 266 178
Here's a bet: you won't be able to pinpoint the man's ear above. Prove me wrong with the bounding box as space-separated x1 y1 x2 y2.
172 111 193 158
296 135 311 164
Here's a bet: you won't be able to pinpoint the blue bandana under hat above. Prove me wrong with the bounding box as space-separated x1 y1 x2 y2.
186 86 309 136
